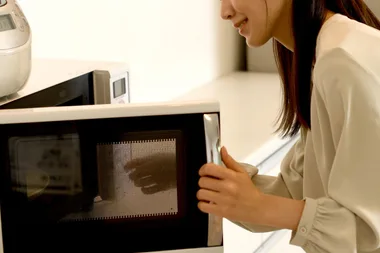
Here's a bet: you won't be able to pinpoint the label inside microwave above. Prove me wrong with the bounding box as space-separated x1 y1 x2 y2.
8 134 83 198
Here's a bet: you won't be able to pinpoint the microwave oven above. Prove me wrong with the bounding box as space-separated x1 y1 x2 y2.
93 64 130 104
0 59 130 109
0 100 223 253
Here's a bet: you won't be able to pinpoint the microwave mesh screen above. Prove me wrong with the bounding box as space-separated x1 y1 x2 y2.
63 137 178 221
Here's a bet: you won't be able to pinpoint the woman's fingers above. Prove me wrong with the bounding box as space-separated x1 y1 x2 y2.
198 201 222 217
196 189 226 204
198 176 222 191
199 163 235 179
220 146 246 173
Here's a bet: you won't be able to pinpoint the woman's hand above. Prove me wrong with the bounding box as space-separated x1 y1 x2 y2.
196 146 264 224
197 146 305 231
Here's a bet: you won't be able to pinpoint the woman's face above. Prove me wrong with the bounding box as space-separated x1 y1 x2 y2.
221 0 291 47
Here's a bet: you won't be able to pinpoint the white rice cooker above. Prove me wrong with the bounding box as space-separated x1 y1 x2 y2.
0 0 31 97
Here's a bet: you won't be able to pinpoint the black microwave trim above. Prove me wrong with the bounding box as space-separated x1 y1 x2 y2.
0 73 94 109
0 111 221 253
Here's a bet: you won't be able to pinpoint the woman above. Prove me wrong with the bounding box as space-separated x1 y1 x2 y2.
196 0 380 252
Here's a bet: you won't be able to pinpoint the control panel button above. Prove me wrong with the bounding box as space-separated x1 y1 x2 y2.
15 6 25 19
22 17 28 27
11 10 25 32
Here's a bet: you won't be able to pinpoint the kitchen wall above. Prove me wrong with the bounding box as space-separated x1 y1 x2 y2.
18 0 244 102
366 0 380 16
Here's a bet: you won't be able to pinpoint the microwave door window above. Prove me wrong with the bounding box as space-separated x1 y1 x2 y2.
9 134 83 199
62 132 179 222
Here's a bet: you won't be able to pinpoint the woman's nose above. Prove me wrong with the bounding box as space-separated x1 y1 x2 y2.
220 1 235 20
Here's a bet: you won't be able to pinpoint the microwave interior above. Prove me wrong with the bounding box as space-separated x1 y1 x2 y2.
0 111 221 253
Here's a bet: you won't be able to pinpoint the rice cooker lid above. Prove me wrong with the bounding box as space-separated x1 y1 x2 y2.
0 0 31 50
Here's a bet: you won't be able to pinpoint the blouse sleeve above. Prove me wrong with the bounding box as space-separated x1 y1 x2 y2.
233 134 306 233
290 48 380 252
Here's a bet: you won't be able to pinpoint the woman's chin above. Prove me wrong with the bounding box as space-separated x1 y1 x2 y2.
246 35 272 48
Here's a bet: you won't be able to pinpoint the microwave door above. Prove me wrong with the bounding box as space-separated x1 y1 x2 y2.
0 101 221 253
203 113 223 247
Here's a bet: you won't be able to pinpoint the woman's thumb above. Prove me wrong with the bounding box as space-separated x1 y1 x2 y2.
221 146 245 173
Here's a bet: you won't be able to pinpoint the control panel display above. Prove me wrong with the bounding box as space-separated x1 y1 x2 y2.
113 78 126 98
0 14 15 32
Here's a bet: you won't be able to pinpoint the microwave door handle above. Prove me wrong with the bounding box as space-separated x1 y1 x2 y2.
203 113 223 247
203 114 222 166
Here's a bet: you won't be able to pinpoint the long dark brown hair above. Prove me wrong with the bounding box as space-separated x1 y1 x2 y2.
274 0 380 137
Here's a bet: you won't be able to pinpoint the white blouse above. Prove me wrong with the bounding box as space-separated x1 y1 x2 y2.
237 13 380 253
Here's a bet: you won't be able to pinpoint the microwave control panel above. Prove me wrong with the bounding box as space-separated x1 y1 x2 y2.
93 64 130 105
